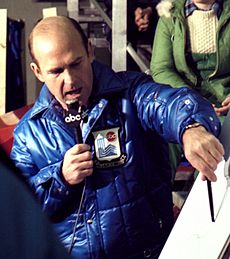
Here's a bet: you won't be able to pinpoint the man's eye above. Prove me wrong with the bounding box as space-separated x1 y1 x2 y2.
49 68 63 75
71 61 81 68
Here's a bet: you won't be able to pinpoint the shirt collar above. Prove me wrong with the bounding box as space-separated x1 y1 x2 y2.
185 0 222 17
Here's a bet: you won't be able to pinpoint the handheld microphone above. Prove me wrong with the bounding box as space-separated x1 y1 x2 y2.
64 99 87 144
64 100 88 254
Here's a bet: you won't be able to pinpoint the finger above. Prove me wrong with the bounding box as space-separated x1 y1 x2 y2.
195 144 223 172
134 8 142 18
71 151 92 165
75 160 94 172
215 106 228 114
76 166 93 180
80 168 93 177
143 14 150 21
222 96 230 106
208 141 225 162
72 168 93 184
70 144 91 155
185 152 217 181
198 139 224 164
196 155 217 178
138 24 149 31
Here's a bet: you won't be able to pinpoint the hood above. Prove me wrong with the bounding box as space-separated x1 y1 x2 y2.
156 0 174 17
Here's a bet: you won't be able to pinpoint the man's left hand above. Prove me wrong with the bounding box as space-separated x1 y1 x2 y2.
182 125 224 181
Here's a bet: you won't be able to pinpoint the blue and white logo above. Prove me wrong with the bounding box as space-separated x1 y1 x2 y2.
92 127 121 161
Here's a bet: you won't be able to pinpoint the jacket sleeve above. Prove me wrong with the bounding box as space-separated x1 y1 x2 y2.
130 75 221 145
150 16 189 87
10 123 80 218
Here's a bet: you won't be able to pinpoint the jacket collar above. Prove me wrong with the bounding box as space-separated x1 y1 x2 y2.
90 60 128 102
185 0 222 17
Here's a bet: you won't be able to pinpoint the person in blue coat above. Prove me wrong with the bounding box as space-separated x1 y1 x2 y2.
0 146 71 259
11 16 224 259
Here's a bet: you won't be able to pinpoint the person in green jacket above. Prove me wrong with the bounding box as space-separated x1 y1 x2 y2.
150 0 230 117
150 0 230 181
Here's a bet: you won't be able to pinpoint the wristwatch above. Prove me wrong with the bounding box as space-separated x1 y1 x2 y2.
185 122 202 130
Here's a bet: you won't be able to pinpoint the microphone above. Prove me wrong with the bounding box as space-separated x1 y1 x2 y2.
64 100 88 254
64 99 87 144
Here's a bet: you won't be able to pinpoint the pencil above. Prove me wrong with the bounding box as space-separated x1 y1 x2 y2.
207 180 215 222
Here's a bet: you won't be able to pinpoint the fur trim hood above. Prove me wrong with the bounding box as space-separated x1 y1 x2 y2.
156 0 174 17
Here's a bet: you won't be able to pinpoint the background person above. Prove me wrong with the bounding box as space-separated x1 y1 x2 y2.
150 0 230 117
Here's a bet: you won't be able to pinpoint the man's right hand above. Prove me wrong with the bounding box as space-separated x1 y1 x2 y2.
62 144 93 185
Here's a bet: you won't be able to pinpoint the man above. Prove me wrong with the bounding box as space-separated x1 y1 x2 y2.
11 16 224 258
0 147 71 259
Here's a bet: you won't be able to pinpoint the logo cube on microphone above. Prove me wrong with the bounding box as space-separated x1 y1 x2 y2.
64 110 82 127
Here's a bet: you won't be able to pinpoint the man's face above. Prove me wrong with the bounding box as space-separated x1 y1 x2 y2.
31 29 94 110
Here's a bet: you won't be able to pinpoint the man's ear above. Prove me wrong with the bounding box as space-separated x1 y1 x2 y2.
30 62 45 82
87 40 95 63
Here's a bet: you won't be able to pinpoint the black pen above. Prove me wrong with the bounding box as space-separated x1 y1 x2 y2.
207 179 215 222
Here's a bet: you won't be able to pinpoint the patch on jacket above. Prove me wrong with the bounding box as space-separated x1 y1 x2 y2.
92 127 126 168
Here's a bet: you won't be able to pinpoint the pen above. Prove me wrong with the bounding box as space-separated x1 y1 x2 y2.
207 179 215 222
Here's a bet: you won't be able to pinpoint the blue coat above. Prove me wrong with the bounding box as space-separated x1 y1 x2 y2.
11 61 220 258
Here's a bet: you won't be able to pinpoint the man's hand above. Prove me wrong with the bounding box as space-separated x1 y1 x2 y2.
182 125 224 181
62 144 93 185
134 7 152 32
213 96 230 116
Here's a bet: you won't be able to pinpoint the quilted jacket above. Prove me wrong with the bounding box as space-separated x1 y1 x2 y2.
11 61 220 258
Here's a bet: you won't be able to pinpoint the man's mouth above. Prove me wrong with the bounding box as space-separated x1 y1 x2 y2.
64 88 82 100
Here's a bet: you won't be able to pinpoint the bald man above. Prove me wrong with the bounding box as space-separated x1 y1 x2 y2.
11 16 224 258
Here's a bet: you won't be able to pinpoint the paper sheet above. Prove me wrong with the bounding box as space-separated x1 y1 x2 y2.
159 159 230 259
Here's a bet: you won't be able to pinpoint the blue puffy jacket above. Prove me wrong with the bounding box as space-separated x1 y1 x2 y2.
11 61 220 258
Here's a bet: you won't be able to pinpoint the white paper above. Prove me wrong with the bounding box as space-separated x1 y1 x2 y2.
159 159 230 259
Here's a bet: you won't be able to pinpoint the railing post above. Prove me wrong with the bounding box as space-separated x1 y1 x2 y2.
112 0 127 71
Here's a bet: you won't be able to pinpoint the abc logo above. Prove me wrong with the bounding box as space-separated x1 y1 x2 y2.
106 131 116 142
65 113 81 123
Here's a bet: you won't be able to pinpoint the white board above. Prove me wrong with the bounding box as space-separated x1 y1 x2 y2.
159 159 230 259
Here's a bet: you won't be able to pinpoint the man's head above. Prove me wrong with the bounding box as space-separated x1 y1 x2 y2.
29 16 94 110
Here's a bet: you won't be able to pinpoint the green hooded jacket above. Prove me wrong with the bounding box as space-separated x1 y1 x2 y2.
150 0 230 106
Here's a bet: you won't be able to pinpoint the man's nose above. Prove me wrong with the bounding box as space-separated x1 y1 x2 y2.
64 69 75 85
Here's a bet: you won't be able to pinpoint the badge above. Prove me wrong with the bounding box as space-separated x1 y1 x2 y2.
92 127 126 168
